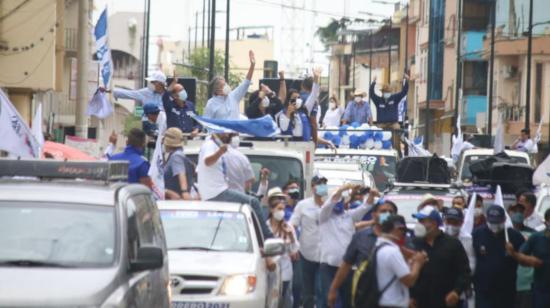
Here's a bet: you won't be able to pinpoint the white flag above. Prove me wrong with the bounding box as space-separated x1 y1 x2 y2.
531 121 542 154
87 90 113 119
451 114 464 163
460 192 476 238
148 111 167 200
533 153 550 186
32 103 45 150
494 111 504 154
494 185 513 242
0 89 40 158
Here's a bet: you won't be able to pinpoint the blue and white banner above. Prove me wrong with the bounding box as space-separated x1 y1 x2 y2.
94 8 113 87
397 96 407 123
189 114 281 137
0 89 40 158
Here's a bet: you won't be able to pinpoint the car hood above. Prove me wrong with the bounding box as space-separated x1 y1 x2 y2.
0 267 118 306
168 250 257 276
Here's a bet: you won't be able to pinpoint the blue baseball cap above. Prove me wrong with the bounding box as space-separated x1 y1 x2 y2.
486 205 506 224
143 103 160 115
412 205 443 226
445 207 464 221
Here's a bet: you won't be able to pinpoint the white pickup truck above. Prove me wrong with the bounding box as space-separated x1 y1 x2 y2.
159 201 285 308
455 149 531 185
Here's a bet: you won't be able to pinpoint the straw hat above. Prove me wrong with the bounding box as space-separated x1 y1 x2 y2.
163 127 184 148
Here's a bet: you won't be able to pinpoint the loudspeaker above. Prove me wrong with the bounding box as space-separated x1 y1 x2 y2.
166 77 197 103
258 78 303 97
263 60 278 78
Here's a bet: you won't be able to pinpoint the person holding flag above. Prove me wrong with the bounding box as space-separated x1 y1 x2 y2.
512 129 535 153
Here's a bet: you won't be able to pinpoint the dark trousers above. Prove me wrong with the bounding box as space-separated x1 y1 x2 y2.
292 259 303 308
533 285 550 308
476 291 515 308
320 263 352 308
301 254 324 308
515 290 532 308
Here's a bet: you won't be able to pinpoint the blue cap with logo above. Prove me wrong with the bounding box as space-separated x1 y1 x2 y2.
412 205 443 226
486 205 506 223
143 103 160 115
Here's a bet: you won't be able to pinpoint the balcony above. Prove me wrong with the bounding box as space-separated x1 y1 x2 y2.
461 31 485 61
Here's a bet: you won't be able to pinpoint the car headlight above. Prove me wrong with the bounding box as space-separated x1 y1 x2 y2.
219 274 257 296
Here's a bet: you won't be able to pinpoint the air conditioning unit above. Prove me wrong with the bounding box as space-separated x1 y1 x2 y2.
502 65 518 79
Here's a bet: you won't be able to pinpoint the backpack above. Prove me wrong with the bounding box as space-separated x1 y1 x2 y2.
353 243 397 308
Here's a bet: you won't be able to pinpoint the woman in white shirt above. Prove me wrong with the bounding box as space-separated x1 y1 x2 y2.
322 96 344 128
267 196 299 306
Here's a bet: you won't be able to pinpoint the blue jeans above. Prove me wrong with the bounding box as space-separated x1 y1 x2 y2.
320 263 352 308
209 189 273 238
301 254 325 308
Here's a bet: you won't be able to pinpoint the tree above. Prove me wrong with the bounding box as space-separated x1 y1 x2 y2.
316 18 351 51
176 48 243 114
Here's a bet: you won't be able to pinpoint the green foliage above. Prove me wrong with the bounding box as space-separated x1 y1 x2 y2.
316 18 351 51
177 48 243 114
124 115 142 135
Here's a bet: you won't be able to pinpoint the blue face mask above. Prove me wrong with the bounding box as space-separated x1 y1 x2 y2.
284 206 293 221
315 184 328 197
350 200 363 209
178 90 188 101
333 201 345 215
511 212 524 225
379 212 391 224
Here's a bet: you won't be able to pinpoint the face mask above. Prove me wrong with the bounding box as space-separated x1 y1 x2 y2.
261 97 270 108
350 200 362 209
329 102 336 109
148 83 156 91
273 210 285 222
511 212 524 225
284 207 293 221
230 136 240 149
315 184 328 197
383 93 391 99
295 98 303 109
288 188 300 200
445 225 461 237
379 212 391 224
178 90 188 101
354 97 362 103
333 201 345 215
223 84 231 96
414 223 427 238
474 208 484 217
487 222 505 233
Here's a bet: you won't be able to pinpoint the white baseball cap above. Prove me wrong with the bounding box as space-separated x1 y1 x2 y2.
145 71 167 84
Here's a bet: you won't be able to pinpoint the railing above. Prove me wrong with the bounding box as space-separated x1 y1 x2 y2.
65 28 77 52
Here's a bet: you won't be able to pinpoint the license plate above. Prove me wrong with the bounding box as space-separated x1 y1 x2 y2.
171 302 230 308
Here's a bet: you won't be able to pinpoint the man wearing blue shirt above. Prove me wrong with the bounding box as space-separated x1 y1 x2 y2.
109 128 152 188
204 50 255 120
108 71 167 110
342 89 372 125
163 79 201 134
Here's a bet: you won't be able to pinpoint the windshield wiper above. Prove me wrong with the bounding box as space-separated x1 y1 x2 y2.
0 260 74 268
169 246 220 251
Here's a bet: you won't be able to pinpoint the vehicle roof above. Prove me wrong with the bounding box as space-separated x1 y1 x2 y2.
157 200 250 213
315 161 361 171
0 180 145 206
315 148 398 157
385 183 463 196
462 148 529 159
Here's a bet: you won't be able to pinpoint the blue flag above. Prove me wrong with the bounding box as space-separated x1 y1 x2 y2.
94 8 112 87
189 114 280 137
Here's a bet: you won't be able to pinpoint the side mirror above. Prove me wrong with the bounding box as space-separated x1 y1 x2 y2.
263 238 285 257
130 245 164 272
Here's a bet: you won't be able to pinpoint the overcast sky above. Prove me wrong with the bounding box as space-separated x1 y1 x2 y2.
95 0 400 75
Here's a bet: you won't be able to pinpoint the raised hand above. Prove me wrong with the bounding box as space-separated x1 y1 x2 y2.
249 50 256 66
278 71 285 80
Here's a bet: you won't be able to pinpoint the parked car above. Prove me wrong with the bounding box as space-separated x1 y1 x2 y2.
159 200 285 308
0 159 170 307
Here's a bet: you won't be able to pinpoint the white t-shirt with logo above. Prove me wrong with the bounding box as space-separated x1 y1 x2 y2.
197 137 228 200
376 237 411 308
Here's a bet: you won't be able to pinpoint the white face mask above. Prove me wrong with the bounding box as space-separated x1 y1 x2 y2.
414 223 427 238
261 97 270 108
295 98 303 109
222 84 231 96
354 96 362 103
273 210 285 222
487 222 505 233
383 93 391 99
148 83 156 91
474 208 484 217
230 136 240 149
329 102 336 109
444 225 461 237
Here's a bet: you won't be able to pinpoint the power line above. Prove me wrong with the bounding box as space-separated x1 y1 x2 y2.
0 0 32 23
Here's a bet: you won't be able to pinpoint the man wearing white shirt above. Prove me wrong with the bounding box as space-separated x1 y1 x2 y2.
519 192 545 231
319 184 375 308
204 50 255 120
512 129 535 153
289 175 329 308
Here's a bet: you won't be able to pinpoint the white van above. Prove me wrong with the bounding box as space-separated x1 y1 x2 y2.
183 137 316 198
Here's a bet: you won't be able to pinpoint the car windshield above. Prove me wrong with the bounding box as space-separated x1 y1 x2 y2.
188 154 304 198
461 155 528 181
316 154 397 191
161 210 252 252
385 194 454 225
0 202 116 267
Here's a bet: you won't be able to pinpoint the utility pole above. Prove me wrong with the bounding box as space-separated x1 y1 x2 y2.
143 0 151 87
425 1 434 150
224 0 230 81
404 3 409 72
387 18 392 85
75 0 90 138
352 33 356 90
208 0 217 97
525 0 533 130
487 1 496 136
195 11 198 50
369 30 373 86
202 0 206 47
207 0 211 49
188 26 191 60
454 0 463 132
